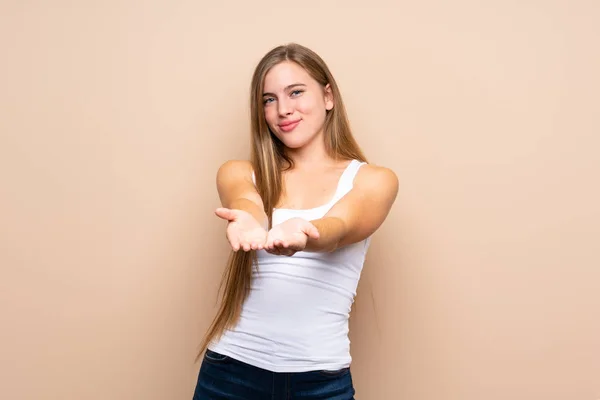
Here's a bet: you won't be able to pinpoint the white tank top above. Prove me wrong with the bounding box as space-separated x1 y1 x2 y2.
208 159 371 372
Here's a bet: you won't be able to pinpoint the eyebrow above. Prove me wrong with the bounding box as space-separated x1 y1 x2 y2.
262 83 307 97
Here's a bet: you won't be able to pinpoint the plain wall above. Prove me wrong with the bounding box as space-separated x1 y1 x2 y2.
1 1 599 399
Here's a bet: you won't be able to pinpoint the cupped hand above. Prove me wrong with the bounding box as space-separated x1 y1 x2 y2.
215 208 267 252
265 217 320 257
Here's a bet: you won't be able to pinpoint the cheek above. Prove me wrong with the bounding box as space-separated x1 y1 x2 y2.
264 106 277 125
297 97 326 122
302 91 329 112
295 96 315 114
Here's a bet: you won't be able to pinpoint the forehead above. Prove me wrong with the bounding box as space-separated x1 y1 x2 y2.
263 61 315 91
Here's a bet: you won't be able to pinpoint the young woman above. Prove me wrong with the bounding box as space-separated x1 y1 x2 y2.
193 43 398 399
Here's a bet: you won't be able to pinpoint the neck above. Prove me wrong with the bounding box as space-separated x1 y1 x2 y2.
285 132 335 170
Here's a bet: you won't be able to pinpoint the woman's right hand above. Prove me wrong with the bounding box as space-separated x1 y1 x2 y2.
215 208 268 252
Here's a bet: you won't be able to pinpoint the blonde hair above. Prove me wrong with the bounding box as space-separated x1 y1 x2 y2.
197 43 367 361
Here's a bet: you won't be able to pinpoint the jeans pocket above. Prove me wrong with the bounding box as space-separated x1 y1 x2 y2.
203 349 231 364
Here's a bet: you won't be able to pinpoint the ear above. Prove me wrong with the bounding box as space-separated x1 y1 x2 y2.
324 83 334 111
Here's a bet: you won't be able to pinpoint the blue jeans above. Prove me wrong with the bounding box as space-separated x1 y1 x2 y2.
193 349 356 399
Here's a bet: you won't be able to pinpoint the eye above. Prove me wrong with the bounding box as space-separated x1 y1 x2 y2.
263 97 275 104
290 89 303 97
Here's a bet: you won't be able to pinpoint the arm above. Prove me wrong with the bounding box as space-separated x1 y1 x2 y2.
216 160 267 229
215 160 269 251
304 164 399 252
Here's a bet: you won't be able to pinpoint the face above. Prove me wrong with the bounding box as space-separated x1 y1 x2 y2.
262 61 333 149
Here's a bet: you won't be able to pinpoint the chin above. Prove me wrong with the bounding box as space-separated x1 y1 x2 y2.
279 136 311 149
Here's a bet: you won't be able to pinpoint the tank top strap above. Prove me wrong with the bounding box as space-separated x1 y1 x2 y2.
331 159 367 203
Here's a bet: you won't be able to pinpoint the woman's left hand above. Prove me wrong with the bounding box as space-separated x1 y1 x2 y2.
265 217 320 256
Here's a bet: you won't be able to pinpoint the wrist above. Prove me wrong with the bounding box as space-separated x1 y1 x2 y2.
306 217 346 253
230 198 268 228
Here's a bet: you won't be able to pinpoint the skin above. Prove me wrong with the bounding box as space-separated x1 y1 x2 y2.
215 61 399 256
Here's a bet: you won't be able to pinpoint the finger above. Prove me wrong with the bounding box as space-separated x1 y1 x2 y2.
234 232 246 251
226 232 238 251
306 225 320 240
282 249 295 256
215 208 236 221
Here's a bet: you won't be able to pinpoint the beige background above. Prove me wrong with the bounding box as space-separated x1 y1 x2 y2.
1 1 599 399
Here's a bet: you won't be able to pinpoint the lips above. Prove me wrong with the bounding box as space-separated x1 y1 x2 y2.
278 119 301 133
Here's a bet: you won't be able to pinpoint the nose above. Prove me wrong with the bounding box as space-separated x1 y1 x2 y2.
277 97 293 116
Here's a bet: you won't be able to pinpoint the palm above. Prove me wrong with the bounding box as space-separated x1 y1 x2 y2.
270 224 308 250
215 208 267 251
265 218 320 256
227 216 266 250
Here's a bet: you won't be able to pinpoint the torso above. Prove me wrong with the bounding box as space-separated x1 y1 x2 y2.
209 159 373 373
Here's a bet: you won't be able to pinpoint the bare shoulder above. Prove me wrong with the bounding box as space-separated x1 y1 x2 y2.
324 163 398 247
217 159 254 182
355 163 399 198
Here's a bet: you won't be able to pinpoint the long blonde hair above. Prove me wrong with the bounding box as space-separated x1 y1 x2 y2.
196 43 367 361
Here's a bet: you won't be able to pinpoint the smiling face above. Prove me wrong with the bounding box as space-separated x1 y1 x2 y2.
262 61 334 149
